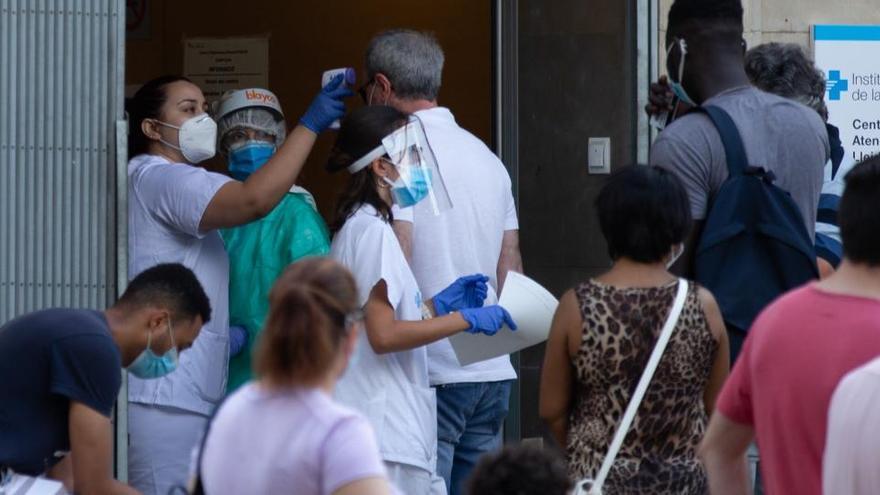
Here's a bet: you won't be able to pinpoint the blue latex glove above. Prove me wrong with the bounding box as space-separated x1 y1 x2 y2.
433 274 490 316
299 74 354 134
229 325 249 357
460 305 517 336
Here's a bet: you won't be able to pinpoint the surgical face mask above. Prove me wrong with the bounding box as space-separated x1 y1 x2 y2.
227 140 276 181
667 38 697 107
156 114 217 164
128 320 179 379
348 116 452 214
382 167 432 207
666 243 685 269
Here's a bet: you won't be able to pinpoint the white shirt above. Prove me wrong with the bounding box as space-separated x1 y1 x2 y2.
331 205 438 473
127 154 232 416
394 107 518 385
823 356 880 495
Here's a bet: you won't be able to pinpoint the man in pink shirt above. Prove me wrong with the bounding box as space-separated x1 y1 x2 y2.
699 154 880 495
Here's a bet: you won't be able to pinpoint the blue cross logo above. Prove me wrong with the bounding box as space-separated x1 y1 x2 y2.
827 70 849 101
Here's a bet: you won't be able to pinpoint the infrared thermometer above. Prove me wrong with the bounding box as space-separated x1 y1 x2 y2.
322 68 356 130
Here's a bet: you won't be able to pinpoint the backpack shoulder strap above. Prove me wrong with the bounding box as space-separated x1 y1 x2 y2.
697 106 748 177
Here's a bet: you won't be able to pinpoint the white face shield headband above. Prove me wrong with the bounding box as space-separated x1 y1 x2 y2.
347 116 452 214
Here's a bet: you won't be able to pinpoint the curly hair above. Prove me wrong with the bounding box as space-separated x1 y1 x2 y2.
745 42 828 120
467 444 571 495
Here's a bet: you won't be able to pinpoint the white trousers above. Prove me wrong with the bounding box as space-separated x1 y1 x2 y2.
384 462 446 495
128 403 209 495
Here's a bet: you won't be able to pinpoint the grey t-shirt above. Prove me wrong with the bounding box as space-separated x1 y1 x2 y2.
650 85 830 238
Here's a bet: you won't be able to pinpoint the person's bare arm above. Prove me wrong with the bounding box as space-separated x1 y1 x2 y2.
199 126 317 231
66 401 140 494
497 229 523 293
699 413 754 495
698 287 730 414
333 478 391 495
46 454 74 491
392 220 413 265
364 281 471 354
539 290 579 448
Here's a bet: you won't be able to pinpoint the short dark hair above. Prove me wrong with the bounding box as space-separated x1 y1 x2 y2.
840 155 880 266
326 105 409 232
667 0 744 41
467 444 571 495
117 263 211 324
668 0 743 28
596 165 692 263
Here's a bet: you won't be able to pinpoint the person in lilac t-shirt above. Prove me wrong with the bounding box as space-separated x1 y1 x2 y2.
200 258 392 495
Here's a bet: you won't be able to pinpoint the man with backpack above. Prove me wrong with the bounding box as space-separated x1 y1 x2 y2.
700 156 880 495
649 0 830 359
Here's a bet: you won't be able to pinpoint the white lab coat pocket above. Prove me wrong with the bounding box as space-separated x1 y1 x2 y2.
181 329 229 403
362 389 388 444
413 385 439 465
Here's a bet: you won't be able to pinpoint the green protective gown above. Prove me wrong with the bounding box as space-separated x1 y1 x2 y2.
221 189 331 393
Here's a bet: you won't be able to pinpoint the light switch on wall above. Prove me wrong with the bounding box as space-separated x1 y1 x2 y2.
588 137 611 174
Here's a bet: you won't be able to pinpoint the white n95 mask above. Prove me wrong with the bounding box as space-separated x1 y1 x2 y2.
156 114 218 164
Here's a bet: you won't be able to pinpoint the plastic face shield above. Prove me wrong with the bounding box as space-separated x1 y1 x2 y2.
348 116 452 214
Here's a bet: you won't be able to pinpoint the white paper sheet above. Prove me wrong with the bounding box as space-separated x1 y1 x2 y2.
449 271 559 366
3 473 67 494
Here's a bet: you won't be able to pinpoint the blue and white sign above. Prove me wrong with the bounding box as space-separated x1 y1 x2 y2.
813 25 880 172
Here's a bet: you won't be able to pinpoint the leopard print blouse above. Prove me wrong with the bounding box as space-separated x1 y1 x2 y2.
567 279 717 494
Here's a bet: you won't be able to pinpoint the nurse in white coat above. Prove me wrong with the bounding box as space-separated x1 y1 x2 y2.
326 106 518 495
125 74 351 495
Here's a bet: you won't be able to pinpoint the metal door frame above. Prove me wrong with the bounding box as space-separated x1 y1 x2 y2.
492 0 657 443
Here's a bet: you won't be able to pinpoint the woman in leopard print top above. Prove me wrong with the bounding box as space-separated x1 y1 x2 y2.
539 165 729 494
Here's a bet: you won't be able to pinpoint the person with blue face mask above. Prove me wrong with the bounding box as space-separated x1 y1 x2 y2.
214 88 333 393
0 263 210 495
326 106 516 495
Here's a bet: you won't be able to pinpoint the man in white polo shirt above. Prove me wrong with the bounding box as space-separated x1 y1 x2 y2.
361 29 523 495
